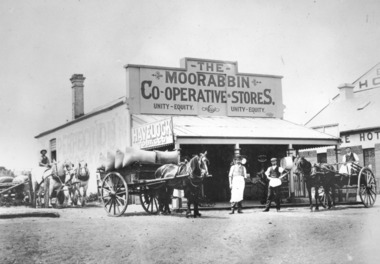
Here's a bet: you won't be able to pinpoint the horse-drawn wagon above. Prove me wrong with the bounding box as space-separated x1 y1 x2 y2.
294 157 377 210
316 162 377 208
97 148 210 217
0 174 33 205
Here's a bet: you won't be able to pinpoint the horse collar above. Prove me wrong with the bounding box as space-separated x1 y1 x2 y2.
188 176 202 187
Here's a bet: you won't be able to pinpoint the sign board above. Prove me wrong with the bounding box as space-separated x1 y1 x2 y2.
341 129 380 149
132 118 174 149
127 58 284 118
354 63 380 91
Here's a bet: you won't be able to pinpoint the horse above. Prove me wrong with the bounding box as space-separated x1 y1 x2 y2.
255 169 269 204
70 161 90 207
310 163 338 209
294 156 336 211
31 161 74 208
154 151 209 218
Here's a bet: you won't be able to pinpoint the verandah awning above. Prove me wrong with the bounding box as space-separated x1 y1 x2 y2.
132 114 340 147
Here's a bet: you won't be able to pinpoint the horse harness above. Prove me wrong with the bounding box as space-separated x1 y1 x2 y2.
76 166 90 181
181 156 204 188
35 163 72 192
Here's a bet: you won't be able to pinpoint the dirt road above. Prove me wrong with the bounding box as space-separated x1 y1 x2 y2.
1 204 380 264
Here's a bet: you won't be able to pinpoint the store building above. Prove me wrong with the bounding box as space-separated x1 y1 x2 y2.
304 62 380 190
35 58 339 202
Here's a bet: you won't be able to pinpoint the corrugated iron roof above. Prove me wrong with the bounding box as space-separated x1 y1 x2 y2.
305 88 380 133
35 97 126 138
132 114 339 142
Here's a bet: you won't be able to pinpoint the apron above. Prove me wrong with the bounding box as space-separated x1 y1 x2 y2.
339 153 357 175
230 176 245 202
230 165 246 203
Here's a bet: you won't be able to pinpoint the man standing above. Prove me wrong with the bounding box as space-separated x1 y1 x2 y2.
263 157 286 212
339 147 359 175
228 155 247 214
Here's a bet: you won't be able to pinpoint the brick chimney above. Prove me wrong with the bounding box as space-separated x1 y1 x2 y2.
338 83 354 100
70 74 85 119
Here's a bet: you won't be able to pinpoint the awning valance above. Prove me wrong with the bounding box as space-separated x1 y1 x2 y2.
132 115 340 147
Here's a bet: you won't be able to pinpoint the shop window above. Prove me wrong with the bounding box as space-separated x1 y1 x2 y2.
317 153 327 163
50 138 57 162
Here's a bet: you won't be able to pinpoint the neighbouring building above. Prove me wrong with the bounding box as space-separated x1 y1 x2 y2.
304 62 380 192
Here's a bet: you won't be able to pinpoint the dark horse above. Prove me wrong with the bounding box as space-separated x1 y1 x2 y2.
310 162 338 209
255 170 269 204
294 157 336 211
154 151 209 218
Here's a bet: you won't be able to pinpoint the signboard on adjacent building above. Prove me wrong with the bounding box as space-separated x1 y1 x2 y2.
132 118 174 149
354 62 380 91
126 58 284 118
341 129 380 149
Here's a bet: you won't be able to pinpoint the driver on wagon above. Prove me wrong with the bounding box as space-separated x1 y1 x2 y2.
39 149 51 168
339 147 359 176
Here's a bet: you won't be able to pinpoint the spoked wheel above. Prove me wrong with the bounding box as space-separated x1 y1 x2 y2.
358 167 377 207
140 186 160 214
101 172 128 217
318 186 331 208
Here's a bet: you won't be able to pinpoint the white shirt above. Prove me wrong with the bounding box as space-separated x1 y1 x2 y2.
228 164 247 178
342 152 359 163
265 165 284 177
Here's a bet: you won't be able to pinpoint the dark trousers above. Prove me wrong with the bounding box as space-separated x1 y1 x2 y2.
231 202 242 211
265 186 281 210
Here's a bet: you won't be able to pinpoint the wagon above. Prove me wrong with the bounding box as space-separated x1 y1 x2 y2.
318 162 377 208
99 162 213 217
0 174 33 205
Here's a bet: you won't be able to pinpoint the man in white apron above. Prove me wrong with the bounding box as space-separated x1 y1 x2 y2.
339 147 359 175
228 155 247 214
263 158 285 212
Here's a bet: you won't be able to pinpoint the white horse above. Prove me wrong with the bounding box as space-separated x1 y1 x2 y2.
70 161 90 207
31 161 74 208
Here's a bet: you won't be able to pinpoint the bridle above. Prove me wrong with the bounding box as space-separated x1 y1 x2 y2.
188 154 209 187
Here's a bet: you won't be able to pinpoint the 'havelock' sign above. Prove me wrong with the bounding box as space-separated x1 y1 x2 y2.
132 118 173 149
126 58 284 118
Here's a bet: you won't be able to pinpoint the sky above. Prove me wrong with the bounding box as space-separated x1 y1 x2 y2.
1 0 380 170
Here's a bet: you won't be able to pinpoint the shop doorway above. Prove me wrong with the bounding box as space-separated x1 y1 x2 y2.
180 144 289 203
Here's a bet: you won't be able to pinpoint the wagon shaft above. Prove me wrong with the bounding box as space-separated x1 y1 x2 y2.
0 181 29 195
134 174 190 185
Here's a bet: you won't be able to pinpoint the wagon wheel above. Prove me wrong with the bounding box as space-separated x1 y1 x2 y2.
139 186 159 214
318 186 332 208
101 172 128 217
358 167 377 207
